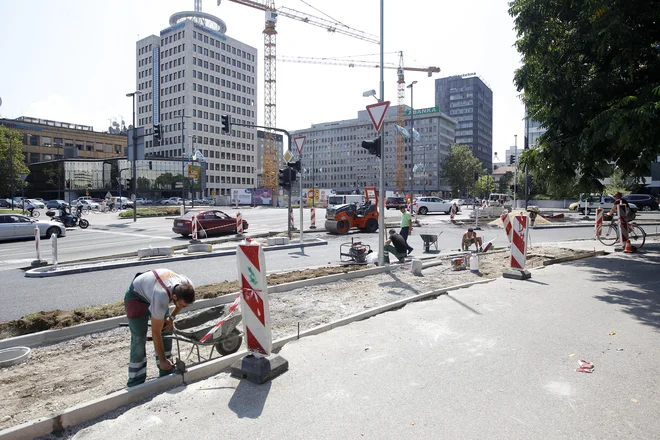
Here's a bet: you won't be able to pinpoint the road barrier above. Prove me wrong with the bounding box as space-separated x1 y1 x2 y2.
310 207 316 229
595 208 603 237
450 203 456 221
501 210 512 242
192 214 198 241
237 212 243 234
510 215 528 270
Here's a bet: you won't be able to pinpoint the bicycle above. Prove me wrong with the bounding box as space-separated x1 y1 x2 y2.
597 216 646 248
24 209 40 218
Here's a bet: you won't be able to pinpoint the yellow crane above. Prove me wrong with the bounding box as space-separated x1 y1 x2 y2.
278 53 441 192
216 0 379 189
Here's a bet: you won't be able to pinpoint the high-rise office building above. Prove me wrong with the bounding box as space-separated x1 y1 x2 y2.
135 10 258 197
435 75 493 172
292 105 456 196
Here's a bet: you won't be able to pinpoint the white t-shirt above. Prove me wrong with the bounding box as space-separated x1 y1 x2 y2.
131 269 193 318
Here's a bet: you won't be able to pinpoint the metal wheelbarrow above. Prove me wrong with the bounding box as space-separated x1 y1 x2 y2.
419 232 442 253
165 304 244 365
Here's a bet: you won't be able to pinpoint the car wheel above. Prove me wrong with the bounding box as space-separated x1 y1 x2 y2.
642 205 651 211
418 207 428 215
46 227 61 238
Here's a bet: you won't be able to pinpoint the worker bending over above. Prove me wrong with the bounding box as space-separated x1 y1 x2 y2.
385 229 408 263
462 228 483 251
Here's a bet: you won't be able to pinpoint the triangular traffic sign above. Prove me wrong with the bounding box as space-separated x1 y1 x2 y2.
293 136 306 155
366 101 391 131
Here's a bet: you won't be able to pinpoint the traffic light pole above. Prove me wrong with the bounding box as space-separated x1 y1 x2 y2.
299 166 304 252
378 0 385 267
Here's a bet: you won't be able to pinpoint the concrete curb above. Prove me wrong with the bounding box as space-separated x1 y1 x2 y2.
0 277 494 440
1 263 396 350
542 250 607 266
24 239 328 278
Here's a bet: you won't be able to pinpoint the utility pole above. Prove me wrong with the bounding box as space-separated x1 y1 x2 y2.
9 137 14 210
407 80 417 199
377 0 385 267
513 134 518 209
126 90 141 223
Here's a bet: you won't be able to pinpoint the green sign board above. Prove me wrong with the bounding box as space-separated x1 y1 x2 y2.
405 106 440 117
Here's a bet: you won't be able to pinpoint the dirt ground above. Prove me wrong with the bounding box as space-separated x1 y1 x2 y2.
0 245 585 430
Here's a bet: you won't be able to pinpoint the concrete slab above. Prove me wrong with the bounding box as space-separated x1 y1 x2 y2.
230 354 289 384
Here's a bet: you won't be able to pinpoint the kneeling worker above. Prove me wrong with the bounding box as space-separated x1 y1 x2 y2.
125 269 195 387
462 228 483 251
385 229 409 263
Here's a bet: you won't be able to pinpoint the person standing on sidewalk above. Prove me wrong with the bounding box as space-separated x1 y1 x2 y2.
124 269 195 387
399 206 414 254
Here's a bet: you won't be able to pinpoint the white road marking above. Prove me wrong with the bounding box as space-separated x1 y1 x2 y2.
86 229 173 240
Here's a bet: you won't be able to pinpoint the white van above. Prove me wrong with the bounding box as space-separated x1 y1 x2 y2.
327 194 366 209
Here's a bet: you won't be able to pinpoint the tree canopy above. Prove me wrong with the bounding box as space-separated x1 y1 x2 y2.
475 175 496 198
510 0 660 189
0 125 30 198
441 144 485 197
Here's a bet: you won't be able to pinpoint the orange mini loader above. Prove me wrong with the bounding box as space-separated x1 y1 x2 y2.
325 187 379 234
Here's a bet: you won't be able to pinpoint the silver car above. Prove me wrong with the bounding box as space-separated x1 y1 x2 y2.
0 215 67 241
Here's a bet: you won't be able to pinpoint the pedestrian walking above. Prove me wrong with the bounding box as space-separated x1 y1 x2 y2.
124 269 195 387
399 206 414 254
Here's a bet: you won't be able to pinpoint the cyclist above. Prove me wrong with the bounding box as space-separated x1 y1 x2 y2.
608 192 634 221
25 200 36 217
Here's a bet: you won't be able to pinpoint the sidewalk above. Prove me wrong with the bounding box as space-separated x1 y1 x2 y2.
54 245 660 440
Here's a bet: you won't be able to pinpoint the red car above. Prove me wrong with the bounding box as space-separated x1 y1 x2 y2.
172 210 248 237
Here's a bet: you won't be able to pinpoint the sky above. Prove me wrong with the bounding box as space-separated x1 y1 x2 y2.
0 0 525 159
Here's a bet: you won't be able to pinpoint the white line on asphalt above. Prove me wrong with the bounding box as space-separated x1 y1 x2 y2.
87 229 173 240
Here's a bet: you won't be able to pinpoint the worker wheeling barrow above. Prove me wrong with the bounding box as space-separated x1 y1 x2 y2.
325 187 379 234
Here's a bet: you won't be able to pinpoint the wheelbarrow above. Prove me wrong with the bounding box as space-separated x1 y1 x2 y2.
165 304 244 365
419 232 442 253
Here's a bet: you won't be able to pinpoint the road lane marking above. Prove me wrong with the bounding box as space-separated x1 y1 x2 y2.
86 229 173 240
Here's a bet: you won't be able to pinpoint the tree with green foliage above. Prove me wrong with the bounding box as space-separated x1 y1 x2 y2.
0 125 30 198
510 0 660 190
475 175 496 198
497 171 514 194
441 144 485 197
604 167 638 195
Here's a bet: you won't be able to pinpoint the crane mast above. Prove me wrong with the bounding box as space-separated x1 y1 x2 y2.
396 52 406 193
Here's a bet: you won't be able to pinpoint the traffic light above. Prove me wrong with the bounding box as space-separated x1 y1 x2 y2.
288 160 301 172
66 180 71 189
361 138 381 158
278 168 288 187
509 154 516 165
221 114 230 134
148 161 153 170
126 178 133 189
154 124 161 141
287 168 297 182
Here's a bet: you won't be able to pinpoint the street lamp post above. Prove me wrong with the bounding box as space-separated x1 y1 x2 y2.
126 91 141 223
179 113 192 212
407 80 417 200
9 137 14 210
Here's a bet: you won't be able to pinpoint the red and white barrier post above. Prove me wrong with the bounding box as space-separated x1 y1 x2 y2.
310 206 316 229
51 231 58 268
236 212 243 235
289 209 295 230
450 203 456 221
230 239 288 383
594 208 603 237
190 214 199 243
503 215 531 280
501 209 512 242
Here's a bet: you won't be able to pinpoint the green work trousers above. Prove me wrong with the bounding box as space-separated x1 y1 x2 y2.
124 286 173 388
384 245 407 263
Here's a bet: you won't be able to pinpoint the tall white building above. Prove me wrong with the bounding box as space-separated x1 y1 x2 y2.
135 10 258 197
292 105 456 196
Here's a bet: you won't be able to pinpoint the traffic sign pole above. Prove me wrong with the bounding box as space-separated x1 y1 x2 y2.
294 136 306 253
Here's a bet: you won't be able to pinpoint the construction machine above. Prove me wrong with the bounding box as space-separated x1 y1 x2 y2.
325 187 379 235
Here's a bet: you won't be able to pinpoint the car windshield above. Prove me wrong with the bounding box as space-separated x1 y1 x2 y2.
181 211 203 219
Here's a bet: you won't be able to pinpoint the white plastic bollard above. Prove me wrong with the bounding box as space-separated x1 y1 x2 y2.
34 227 41 261
237 212 243 234
51 232 58 268
236 239 272 355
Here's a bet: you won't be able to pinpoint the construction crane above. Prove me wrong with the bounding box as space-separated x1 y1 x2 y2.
217 0 379 189
278 53 441 192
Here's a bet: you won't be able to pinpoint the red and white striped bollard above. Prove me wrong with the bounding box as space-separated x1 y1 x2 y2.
503 215 531 280
289 209 294 230
236 211 243 234
191 214 198 241
594 208 603 237
501 209 512 242
310 206 316 229
450 203 456 221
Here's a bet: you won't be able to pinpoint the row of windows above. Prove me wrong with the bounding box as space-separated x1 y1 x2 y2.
161 43 185 60
138 44 154 55
192 70 256 96
161 56 185 72
449 99 473 108
192 56 255 85
191 31 255 62
138 57 153 68
22 135 122 154
138 68 153 79
138 80 153 91
449 108 473 115
139 92 154 103
160 29 185 48
191 44 255 74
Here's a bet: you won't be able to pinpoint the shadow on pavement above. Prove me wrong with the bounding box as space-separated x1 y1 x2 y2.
378 271 422 296
573 247 660 331
228 379 271 419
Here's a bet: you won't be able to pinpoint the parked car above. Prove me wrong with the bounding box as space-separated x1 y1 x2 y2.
172 209 248 237
112 197 134 209
25 199 45 209
623 194 659 211
577 194 638 215
569 201 579 211
0 214 66 241
414 197 454 215
385 197 407 210
73 199 100 210
46 199 69 209
0 199 11 208
34 198 46 203
163 197 182 205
